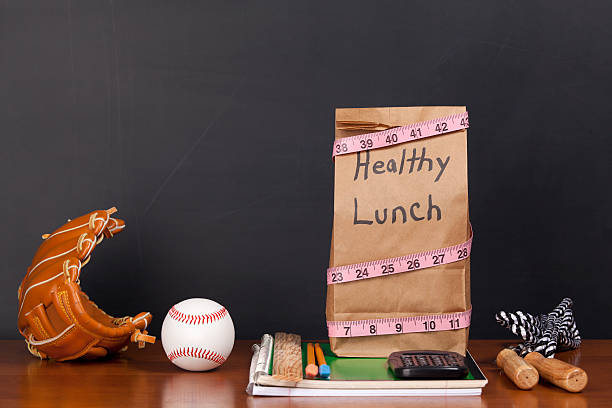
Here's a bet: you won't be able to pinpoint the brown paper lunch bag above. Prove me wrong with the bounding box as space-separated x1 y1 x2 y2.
326 106 471 357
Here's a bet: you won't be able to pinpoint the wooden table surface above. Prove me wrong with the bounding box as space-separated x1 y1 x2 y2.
1 339 609 408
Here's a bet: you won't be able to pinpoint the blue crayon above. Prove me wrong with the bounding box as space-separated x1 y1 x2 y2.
314 343 331 378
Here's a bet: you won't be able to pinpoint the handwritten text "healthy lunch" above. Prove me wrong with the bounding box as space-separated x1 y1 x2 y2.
352 147 450 226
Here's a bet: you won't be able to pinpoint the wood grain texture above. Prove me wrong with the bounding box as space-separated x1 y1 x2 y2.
0 340 609 408
272 332 303 382
496 348 539 390
524 351 588 393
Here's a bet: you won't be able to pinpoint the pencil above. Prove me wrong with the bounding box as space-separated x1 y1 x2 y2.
314 343 330 378
305 342 318 378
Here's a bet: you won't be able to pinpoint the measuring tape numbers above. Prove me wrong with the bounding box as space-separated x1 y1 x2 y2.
328 309 471 338
327 229 472 285
332 112 469 157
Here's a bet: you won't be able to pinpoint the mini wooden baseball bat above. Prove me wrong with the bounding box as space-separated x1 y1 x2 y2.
496 348 539 390
524 351 588 393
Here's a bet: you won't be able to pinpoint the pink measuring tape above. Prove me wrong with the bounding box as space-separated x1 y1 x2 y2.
327 229 472 285
328 112 472 338
327 310 472 338
332 111 469 157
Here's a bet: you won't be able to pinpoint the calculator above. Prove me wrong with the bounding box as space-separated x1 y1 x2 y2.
387 350 469 379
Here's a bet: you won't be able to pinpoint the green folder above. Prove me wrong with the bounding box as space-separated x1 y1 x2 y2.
268 342 480 381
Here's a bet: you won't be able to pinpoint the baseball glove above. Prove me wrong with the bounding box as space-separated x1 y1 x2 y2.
17 207 155 361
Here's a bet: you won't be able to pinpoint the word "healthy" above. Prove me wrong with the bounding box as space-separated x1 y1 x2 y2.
353 147 450 182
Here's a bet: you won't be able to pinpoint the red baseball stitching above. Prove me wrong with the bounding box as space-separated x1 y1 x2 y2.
168 306 228 325
167 347 226 365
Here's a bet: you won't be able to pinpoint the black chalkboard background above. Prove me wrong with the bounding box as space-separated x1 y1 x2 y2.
1 1 610 340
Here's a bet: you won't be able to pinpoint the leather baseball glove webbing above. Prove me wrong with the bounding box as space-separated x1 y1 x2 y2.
17 207 155 361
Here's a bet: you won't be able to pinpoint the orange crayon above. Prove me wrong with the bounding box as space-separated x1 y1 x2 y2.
305 343 318 378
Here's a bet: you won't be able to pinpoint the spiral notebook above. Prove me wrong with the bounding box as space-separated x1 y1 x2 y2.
246 336 487 397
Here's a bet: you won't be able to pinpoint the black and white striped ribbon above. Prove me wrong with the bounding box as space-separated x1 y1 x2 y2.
495 297 581 358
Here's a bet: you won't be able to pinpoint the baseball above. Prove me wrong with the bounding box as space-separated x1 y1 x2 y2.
161 298 235 371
